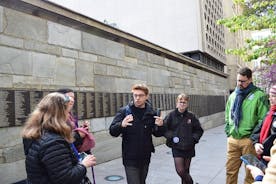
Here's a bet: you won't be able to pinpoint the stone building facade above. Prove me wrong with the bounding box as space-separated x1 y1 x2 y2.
0 0 228 183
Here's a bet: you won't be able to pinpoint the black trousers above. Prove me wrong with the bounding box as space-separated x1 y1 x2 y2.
124 163 149 184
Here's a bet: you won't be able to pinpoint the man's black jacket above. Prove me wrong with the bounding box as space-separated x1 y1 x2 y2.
109 102 165 166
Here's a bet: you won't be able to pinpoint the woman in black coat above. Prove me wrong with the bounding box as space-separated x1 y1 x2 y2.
164 93 203 184
250 85 276 165
22 92 96 184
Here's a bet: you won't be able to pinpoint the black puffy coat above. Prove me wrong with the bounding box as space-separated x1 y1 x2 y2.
250 113 276 156
109 102 165 166
164 109 204 150
23 131 87 184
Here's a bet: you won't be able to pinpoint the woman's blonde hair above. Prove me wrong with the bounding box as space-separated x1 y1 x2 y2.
22 92 73 142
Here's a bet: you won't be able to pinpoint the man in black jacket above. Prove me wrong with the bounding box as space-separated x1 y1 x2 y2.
109 84 165 184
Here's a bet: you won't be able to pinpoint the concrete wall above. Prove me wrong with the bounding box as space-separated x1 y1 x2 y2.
0 0 228 183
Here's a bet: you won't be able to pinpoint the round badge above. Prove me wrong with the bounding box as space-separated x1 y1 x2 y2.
173 137 179 143
272 120 276 132
273 120 276 128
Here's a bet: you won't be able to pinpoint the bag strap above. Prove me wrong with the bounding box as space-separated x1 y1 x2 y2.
125 105 132 115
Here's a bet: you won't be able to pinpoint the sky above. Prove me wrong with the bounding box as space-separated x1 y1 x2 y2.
47 0 199 52
48 0 165 35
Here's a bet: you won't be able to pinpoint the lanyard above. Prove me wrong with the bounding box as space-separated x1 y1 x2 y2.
70 143 96 184
70 143 81 161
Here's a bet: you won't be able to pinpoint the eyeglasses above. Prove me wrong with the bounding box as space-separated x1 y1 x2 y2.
133 94 146 98
237 79 248 83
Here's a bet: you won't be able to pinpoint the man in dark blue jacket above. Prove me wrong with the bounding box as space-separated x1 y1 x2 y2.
109 84 165 184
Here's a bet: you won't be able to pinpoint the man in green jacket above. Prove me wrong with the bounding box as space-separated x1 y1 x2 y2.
225 67 269 184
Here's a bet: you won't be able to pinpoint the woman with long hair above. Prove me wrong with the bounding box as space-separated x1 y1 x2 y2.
22 92 96 184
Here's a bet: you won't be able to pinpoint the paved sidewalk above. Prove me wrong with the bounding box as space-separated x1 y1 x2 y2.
88 125 246 184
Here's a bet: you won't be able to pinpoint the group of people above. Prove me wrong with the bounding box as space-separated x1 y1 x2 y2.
109 84 203 184
22 66 275 184
22 84 204 184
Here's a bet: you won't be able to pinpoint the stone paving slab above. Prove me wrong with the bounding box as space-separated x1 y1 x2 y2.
88 125 246 184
